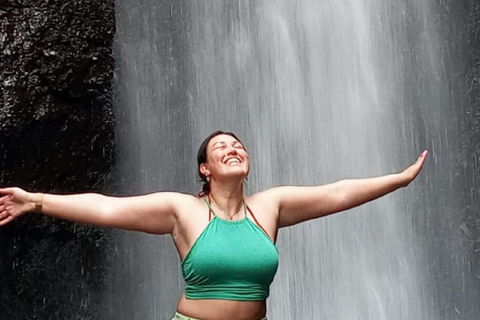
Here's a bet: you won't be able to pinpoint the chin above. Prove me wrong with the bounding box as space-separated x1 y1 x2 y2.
222 168 248 179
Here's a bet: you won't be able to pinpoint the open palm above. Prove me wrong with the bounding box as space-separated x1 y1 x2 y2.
0 187 32 226
402 150 428 186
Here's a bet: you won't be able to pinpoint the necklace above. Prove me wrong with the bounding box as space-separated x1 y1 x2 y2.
209 196 244 220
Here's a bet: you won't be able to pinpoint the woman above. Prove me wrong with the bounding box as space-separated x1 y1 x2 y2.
0 130 428 320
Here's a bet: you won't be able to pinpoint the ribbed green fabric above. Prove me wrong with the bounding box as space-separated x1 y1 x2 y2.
181 216 279 301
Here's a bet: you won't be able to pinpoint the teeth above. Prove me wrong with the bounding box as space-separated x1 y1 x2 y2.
226 158 240 164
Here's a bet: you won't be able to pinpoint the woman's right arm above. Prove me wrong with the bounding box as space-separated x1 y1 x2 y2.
0 187 188 234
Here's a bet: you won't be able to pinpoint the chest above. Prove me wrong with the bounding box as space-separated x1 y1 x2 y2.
182 218 279 284
174 197 278 260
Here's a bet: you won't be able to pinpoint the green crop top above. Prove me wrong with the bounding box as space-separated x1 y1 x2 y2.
181 197 279 301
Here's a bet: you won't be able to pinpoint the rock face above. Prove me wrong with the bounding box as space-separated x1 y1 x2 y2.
0 1 115 319
0 1 115 191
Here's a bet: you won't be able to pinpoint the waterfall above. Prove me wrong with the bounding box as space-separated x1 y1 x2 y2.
106 1 479 319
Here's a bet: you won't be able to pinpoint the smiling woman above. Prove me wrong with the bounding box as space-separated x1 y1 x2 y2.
0 130 428 320
196 131 250 199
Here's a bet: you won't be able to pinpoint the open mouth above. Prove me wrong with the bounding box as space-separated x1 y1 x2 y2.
224 157 242 165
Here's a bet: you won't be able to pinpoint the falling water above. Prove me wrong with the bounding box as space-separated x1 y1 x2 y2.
105 1 479 319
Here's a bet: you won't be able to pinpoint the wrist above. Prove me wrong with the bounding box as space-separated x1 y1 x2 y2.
397 172 411 188
28 193 43 212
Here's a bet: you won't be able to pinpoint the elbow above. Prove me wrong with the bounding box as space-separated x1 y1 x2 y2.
95 195 118 226
333 180 353 211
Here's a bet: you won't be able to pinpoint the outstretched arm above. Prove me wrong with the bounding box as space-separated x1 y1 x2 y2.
0 188 190 234
265 151 428 228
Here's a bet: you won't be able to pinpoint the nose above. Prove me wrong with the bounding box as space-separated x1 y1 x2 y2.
226 146 238 155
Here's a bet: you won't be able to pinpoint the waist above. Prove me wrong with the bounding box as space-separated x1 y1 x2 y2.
184 282 270 301
177 294 267 320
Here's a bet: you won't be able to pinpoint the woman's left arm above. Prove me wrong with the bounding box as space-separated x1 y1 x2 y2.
265 151 428 228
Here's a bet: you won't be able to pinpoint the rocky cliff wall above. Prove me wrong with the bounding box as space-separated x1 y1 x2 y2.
0 1 116 319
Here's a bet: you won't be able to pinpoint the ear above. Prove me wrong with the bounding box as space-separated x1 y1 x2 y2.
200 163 210 177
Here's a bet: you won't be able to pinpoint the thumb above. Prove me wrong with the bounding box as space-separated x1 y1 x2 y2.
0 188 16 196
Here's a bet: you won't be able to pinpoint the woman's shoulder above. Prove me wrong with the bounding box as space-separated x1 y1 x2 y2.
163 191 205 212
144 191 204 212
247 187 284 203
246 188 282 215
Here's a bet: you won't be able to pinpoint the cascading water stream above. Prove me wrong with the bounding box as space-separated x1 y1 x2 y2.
105 1 478 319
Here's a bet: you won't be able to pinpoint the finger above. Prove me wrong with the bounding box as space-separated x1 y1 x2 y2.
0 210 12 220
0 188 14 195
0 215 14 226
0 211 8 220
0 195 10 204
420 150 428 164
414 150 428 166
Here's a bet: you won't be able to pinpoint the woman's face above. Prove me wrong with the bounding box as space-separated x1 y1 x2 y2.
201 134 250 182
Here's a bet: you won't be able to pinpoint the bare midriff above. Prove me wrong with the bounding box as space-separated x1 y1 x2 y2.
176 294 266 320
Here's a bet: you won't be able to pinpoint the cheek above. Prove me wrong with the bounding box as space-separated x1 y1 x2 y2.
207 152 222 167
244 159 250 173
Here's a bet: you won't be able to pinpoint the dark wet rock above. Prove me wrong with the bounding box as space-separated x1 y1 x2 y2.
0 0 115 190
0 1 115 319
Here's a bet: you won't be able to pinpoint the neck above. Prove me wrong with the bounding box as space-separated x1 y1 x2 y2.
209 180 244 216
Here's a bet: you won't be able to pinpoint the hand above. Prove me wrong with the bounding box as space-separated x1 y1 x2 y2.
0 187 34 226
401 150 428 187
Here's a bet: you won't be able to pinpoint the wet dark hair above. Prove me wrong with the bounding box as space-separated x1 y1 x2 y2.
197 130 244 196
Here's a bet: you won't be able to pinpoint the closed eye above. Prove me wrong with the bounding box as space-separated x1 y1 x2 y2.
212 140 244 150
212 142 226 150
232 142 244 149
